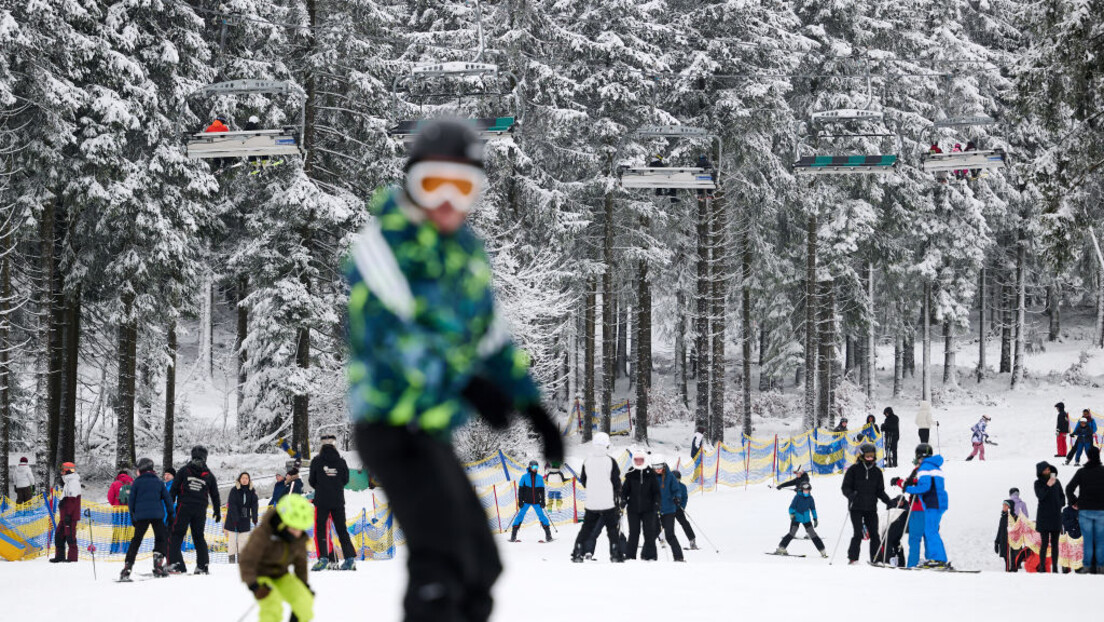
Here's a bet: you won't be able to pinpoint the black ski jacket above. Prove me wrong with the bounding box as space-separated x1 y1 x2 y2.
841 461 892 512
1034 462 1065 532
170 460 220 510
621 466 660 515
1066 463 1104 511
882 413 900 436
1056 410 1070 435
309 445 349 508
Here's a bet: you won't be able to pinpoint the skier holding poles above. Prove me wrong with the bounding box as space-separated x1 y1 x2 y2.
346 119 563 622
841 442 892 565
571 432 624 562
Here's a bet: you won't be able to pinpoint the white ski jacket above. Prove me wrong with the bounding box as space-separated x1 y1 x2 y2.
580 448 621 511
13 464 33 489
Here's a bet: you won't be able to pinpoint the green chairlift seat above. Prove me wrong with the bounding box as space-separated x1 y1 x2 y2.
792 154 898 176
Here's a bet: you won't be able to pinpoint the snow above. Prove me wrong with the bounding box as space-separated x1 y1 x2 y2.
6 351 1104 622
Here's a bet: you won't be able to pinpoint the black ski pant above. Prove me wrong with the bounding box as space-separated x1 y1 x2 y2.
848 509 881 562
885 433 899 467
125 519 168 566
779 520 824 551
1038 530 1060 573
573 508 622 560
169 504 209 570
674 507 695 541
624 509 658 560
919 428 930 443
356 422 500 622
15 486 32 504
659 513 684 560
314 505 356 561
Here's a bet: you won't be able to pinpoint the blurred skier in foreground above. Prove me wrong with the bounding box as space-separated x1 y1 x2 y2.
345 119 562 622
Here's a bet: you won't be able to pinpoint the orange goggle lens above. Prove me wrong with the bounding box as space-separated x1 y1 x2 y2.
420 176 475 196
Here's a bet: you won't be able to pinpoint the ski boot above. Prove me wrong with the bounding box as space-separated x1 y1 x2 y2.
688 539 700 550
571 554 584 563
194 565 209 575
508 525 520 543
165 562 187 574
339 557 357 571
773 547 788 556
311 558 330 571
228 554 237 564
542 525 554 542
152 552 168 578
119 564 133 582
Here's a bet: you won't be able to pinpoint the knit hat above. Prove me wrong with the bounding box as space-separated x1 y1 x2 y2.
19 456 27 464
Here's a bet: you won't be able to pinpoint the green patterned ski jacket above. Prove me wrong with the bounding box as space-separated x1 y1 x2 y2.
344 188 541 437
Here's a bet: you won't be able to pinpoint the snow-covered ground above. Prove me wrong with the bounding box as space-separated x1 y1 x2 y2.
7 356 1104 621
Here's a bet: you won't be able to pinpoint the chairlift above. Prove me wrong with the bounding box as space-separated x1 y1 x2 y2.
388 2 520 141
183 79 305 160
617 125 720 191
922 114 1007 175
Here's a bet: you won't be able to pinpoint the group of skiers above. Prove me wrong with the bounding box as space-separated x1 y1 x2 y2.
568 433 697 563
1055 402 1099 466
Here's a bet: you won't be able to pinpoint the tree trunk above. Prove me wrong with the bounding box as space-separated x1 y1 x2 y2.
893 329 903 397
903 332 915 378
1089 227 1104 347
164 323 177 471
616 295 628 379
45 202 65 485
741 226 753 438
582 278 596 443
758 324 771 391
977 267 987 382
922 282 931 402
803 211 818 429
999 279 1012 373
1046 284 1060 341
634 253 651 443
60 286 81 464
817 279 835 426
1012 242 1026 388
601 192 614 434
293 323 311 459
695 193 711 432
709 195 726 444
0 225 11 495
236 275 248 434
864 262 875 400
675 290 688 408
116 299 138 470
942 318 957 387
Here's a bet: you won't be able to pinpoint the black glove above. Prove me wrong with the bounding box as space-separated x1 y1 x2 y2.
214 510 222 522
890 477 901 487
994 542 999 554
461 375 512 429
522 404 564 464
250 583 271 600
813 518 818 528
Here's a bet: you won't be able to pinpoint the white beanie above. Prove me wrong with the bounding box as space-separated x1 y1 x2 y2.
592 432 610 448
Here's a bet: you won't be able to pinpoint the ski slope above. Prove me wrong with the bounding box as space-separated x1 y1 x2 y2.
5 371 1103 621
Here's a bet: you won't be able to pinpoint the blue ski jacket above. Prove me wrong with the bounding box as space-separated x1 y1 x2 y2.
906 455 949 511
674 478 689 510
657 471 685 515
788 492 817 524
129 471 175 522
517 472 546 506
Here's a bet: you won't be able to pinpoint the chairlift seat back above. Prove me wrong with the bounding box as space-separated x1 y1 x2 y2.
389 117 515 139
186 128 300 159
620 167 717 189
810 109 884 123
921 149 1007 173
792 154 898 176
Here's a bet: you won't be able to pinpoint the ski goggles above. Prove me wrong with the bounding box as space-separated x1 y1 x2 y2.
405 161 486 213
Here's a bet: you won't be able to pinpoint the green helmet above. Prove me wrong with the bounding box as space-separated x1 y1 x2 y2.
276 494 314 530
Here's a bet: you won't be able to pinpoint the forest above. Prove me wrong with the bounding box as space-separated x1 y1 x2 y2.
0 0 1101 491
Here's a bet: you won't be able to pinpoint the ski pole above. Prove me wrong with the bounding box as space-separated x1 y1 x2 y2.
83 508 97 580
235 602 258 622
875 504 894 565
828 499 853 565
682 511 719 553
935 421 942 454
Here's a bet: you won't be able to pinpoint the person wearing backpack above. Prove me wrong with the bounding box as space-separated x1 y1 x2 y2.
107 468 134 554
119 458 175 581
225 472 260 563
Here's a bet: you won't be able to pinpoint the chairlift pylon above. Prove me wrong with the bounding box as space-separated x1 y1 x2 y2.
183 79 306 161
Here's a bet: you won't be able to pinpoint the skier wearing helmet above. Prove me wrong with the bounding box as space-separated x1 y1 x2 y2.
621 450 661 560
167 445 220 574
903 443 950 568
239 494 314 622
1067 414 1096 466
572 432 624 563
967 414 992 461
774 482 827 558
50 461 81 563
346 119 562 622
841 442 892 564
654 455 686 561
509 460 552 543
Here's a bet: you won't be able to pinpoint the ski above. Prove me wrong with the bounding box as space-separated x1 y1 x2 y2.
765 552 807 558
868 562 979 573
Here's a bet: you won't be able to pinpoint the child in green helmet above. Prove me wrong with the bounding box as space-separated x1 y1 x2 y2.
239 494 315 622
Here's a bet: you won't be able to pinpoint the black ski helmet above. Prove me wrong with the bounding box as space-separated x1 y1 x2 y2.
528 460 539 470
799 482 812 491
191 445 208 462
404 120 484 171
915 443 934 460
137 457 155 473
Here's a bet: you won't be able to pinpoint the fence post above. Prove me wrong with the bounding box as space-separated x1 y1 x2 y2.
492 484 503 533
715 445 722 488
743 438 750 489
773 434 779 484
498 449 511 482
572 478 578 523
699 452 705 495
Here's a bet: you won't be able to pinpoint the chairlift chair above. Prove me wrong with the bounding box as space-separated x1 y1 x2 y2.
617 125 720 191
922 114 1008 175
793 110 900 177
183 79 306 160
